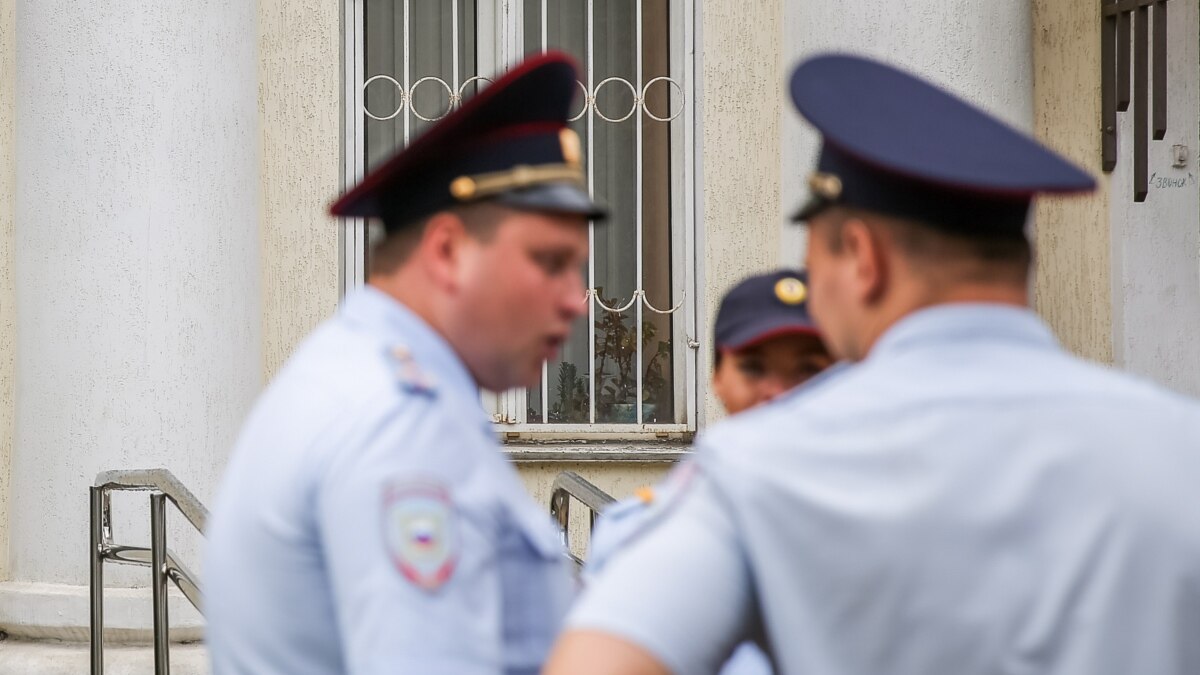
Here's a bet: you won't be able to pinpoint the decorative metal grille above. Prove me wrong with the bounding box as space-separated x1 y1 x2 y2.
347 1 696 432
1101 0 1170 201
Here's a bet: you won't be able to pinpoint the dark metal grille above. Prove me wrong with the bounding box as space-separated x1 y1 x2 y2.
1101 0 1169 202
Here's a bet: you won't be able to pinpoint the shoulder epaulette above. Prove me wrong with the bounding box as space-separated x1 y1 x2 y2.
388 344 438 396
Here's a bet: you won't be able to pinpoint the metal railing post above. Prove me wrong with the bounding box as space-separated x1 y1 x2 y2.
150 492 170 675
548 472 617 568
90 486 105 675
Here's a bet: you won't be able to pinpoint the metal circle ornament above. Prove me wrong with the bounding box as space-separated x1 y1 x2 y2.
457 75 494 101
362 75 406 121
409 76 455 122
641 77 685 122
774 277 808 305
593 77 639 123
568 80 590 122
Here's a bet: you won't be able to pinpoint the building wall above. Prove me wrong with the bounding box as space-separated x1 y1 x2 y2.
781 0 1036 269
518 461 675 559
1108 1 1200 394
698 0 784 425
1030 0 1113 364
0 0 15 583
259 0 342 380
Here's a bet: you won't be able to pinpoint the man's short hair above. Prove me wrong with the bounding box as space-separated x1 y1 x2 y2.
820 207 1032 285
368 202 507 277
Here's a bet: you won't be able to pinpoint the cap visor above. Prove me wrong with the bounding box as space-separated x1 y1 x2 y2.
790 195 830 223
495 182 608 221
721 320 823 352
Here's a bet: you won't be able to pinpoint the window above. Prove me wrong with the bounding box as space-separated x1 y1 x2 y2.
343 0 697 435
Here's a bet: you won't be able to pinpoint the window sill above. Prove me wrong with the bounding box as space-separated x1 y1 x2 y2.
503 441 691 463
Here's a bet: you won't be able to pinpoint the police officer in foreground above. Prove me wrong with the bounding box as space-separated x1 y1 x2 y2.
204 52 604 674
546 53 1200 675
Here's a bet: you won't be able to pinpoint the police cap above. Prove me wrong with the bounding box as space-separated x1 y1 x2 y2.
789 54 1095 234
715 270 820 352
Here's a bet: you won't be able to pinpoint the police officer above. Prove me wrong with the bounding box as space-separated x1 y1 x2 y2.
204 52 604 674
586 269 832 675
546 54 1200 674
706 270 833 415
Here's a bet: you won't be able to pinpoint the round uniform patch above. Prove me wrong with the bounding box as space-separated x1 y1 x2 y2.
382 482 459 592
774 277 808 305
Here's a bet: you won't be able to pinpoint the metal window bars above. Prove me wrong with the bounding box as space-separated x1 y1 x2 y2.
351 0 696 432
90 469 207 675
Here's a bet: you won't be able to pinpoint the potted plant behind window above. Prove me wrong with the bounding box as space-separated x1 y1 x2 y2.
547 361 589 424
593 289 670 424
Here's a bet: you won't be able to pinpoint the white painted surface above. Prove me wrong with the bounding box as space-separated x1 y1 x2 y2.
0 639 208 675
779 0 1035 266
1109 1 1200 395
0 0 16 584
7 0 259 634
0 581 202 642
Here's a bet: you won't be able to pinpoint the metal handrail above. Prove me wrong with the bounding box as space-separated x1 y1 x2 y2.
87 468 614 673
549 471 617 568
90 469 208 675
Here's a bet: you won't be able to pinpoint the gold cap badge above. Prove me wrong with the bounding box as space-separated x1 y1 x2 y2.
559 128 582 169
775 277 808 305
808 172 843 201
449 176 477 200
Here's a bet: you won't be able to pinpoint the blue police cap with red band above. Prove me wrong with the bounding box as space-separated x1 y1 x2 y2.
331 51 606 230
789 54 1095 233
715 270 821 352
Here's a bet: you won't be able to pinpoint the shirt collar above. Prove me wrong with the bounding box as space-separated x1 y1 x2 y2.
868 303 1058 361
339 285 482 407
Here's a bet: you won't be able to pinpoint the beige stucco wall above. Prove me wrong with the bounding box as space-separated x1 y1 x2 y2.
259 0 342 380
518 461 675 559
1030 0 1113 363
698 0 784 425
1 0 16 582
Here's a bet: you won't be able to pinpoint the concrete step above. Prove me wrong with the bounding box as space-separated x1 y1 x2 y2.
0 638 208 675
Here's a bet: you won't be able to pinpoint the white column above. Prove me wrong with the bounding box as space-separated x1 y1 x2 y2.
1 0 17 586
1 0 260 640
780 0 1035 265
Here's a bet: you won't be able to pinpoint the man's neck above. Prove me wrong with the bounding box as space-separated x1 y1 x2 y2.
857 281 1029 359
367 271 443 334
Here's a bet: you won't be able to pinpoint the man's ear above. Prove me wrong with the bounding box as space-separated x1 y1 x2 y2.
840 217 887 305
416 211 469 293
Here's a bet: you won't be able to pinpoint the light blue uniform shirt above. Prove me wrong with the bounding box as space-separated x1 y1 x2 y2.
589 493 774 675
570 304 1200 674
205 286 573 675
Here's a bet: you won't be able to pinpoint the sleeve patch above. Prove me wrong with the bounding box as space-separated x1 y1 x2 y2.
382 481 459 592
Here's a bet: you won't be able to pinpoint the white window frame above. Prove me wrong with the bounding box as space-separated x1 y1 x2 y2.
340 0 700 439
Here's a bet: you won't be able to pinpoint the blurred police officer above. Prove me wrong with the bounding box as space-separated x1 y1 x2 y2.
707 270 833 415
546 54 1200 675
586 269 833 675
204 52 604 674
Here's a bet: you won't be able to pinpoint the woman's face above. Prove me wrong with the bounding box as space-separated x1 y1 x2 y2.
712 333 833 415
